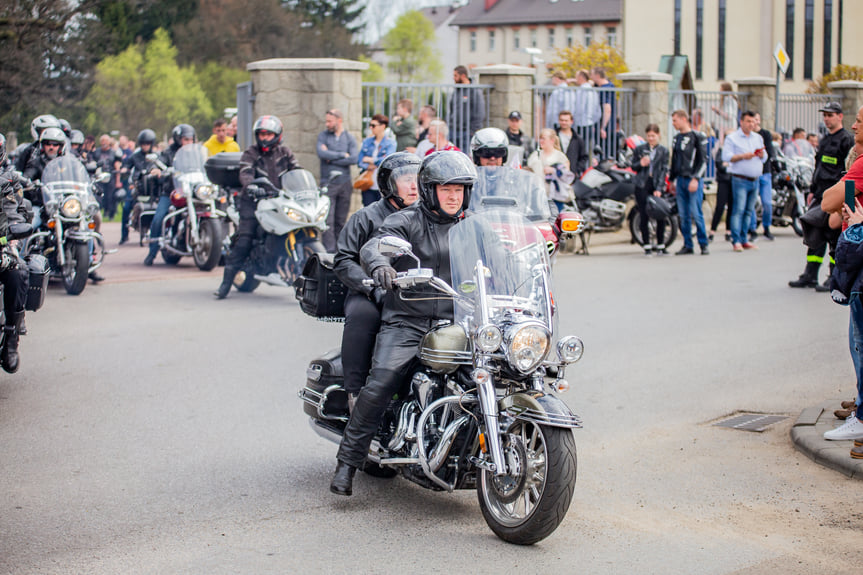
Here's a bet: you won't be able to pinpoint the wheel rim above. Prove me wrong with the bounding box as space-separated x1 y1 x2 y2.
194 226 212 262
480 420 548 527
233 270 247 288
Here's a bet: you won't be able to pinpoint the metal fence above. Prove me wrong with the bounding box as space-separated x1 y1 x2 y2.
532 85 634 161
667 90 750 181
361 82 493 151
777 93 842 137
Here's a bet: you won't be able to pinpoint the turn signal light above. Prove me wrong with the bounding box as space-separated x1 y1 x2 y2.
560 218 582 233
479 433 487 454
47 220 56 229
88 222 96 230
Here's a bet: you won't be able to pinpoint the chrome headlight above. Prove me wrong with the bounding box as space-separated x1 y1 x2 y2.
284 207 310 223
60 197 82 218
505 323 550 373
475 324 502 352
557 336 584 364
194 184 214 201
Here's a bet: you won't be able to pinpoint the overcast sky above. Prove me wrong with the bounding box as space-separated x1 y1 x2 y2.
356 0 464 44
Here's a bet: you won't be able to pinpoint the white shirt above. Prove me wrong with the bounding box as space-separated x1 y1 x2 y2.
721 128 766 179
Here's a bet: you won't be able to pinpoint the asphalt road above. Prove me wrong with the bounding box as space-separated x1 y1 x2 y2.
1 223 861 574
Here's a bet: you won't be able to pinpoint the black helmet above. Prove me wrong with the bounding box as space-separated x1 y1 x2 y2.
253 115 283 153
137 129 157 147
70 130 85 146
30 114 60 141
470 127 509 165
377 152 421 208
58 119 72 139
171 124 196 147
39 126 67 159
418 151 477 215
0 133 6 166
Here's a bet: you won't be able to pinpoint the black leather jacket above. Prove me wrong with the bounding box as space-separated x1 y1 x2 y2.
237 145 301 218
126 148 162 197
361 204 464 325
812 128 854 199
334 197 400 297
632 143 669 192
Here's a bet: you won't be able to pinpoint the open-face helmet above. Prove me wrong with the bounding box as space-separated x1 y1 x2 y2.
30 114 61 141
470 127 509 165
377 152 422 209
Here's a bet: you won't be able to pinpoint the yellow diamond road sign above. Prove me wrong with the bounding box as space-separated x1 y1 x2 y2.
774 43 790 75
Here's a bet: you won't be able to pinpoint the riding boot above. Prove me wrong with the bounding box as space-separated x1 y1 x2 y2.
1 313 22 374
214 265 237 299
329 460 357 496
788 261 820 288
16 311 26 336
336 382 393 469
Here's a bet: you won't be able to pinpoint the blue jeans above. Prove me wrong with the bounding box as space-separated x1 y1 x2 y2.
730 176 759 245
749 173 772 231
120 197 134 242
675 177 708 249
147 195 172 258
850 296 863 419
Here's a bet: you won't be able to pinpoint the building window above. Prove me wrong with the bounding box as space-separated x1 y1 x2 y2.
513 29 520 50
804 0 814 79
489 30 495 51
470 31 476 52
674 0 682 55
566 28 573 47
823 0 833 75
786 0 795 79
584 26 592 46
530 29 537 48
695 0 703 79
548 28 555 48
607 26 617 48
718 0 726 79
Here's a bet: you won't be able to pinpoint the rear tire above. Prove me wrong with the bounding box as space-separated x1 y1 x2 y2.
629 211 678 248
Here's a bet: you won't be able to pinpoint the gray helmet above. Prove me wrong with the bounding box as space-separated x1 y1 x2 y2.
470 127 509 165
376 151 421 208
70 130 85 146
418 151 477 215
39 127 67 159
30 114 60 141
253 115 283 152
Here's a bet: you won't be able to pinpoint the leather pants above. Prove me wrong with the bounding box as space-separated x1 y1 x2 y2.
336 322 426 468
341 293 382 394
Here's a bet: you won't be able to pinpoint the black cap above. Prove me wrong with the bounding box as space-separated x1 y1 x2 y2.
508 111 522 120
819 102 843 114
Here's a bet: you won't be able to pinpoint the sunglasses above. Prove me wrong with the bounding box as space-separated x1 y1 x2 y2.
369 122 381 128
477 149 506 158
43 142 61 148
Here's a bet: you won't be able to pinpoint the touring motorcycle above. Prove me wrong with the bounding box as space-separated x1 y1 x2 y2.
300 210 585 545
24 155 108 295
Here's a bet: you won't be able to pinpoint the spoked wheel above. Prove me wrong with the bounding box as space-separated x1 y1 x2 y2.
629 211 679 248
62 242 90 295
193 218 223 271
478 420 576 545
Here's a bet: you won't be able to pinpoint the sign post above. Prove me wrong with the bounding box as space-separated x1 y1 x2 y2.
773 43 791 132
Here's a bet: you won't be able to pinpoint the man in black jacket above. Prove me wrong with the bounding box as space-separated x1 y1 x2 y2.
632 124 670 255
333 152 421 407
329 151 477 496
215 115 301 299
556 111 588 178
669 109 710 255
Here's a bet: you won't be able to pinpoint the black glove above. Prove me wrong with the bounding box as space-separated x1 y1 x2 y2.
372 265 397 291
370 287 386 306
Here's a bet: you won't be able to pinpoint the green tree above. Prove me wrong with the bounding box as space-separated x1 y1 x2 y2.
93 0 198 54
808 64 863 94
382 10 441 83
285 0 365 34
358 55 384 82
195 61 250 121
550 42 628 86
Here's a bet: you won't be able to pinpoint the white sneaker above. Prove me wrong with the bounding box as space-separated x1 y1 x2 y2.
823 416 863 440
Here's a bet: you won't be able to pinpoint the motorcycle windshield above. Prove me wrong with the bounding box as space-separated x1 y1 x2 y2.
470 166 551 221
449 210 553 331
41 156 90 203
281 169 320 202
172 144 208 191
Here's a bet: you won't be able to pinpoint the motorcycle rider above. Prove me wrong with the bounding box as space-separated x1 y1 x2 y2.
214 115 301 299
0 133 31 373
15 114 62 173
125 129 160 245
144 124 196 266
330 150 477 496
69 130 86 159
333 152 421 409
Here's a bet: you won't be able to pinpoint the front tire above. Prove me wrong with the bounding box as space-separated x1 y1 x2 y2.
62 242 90 296
193 218 223 271
629 211 678 248
478 421 577 545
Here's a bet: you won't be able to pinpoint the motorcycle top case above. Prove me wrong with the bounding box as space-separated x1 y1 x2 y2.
204 152 242 189
24 254 50 312
294 252 347 321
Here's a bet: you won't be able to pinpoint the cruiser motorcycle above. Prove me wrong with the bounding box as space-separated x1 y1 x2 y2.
769 150 812 237
24 155 108 295
157 144 225 270
300 210 585 545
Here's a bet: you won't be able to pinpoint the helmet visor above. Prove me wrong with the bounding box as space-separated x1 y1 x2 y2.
476 148 507 159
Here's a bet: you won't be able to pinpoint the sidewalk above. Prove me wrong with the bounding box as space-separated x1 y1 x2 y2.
791 400 863 479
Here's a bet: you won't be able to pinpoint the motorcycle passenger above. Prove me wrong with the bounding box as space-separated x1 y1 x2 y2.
14 114 61 173
0 133 31 373
330 150 477 496
214 115 301 299
632 124 670 255
69 130 86 159
144 124 196 266
125 129 159 245
333 152 421 407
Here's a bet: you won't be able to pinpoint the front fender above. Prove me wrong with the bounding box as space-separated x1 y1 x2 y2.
499 390 582 429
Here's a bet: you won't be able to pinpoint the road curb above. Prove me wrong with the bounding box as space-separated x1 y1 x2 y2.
791 399 863 479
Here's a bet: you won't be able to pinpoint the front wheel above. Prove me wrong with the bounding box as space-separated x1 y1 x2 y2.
193 218 223 271
629 211 678 248
791 213 803 236
477 421 577 545
62 242 90 296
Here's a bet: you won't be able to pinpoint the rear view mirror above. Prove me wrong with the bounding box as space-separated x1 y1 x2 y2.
378 236 413 256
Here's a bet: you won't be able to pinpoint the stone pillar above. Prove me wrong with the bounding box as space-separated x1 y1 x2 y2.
828 80 863 131
618 71 671 136
246 58 368 172
734 77 776 130
474 64 536 138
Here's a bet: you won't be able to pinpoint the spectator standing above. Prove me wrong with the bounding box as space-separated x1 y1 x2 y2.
722 110 766 252
317 108 359 252
505 111 525 147
424 120 460 156
555 111 588 178
591 67 617 157
226 116 238 140
416 105 437 143
711 82 739 135
117 134 135 245
789 102 854 289
710 128 735 242
448 65 485 151
358 114 395 206
750 112 775 240
90 134 124 220
202 118 240 156
784 127 816 159
808 132 819 151
632 123 670 255
573 69 601 142
545 71 576 130
527 128 573 212
390 99 418 152
669 109 710 255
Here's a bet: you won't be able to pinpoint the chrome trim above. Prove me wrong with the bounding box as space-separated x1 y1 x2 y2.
418 349 473 363
306 364 322 382
477 376 506 476
298 384 348 422
504 406 583 429
415 395 477 492
388 401 419 451
428 414 471 473
377 457 420 465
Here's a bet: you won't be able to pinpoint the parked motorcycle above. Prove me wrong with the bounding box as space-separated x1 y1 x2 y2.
155 144 225 270
226 169 330 292
300 210 585 545
23 155 107 295
769 150 811 237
